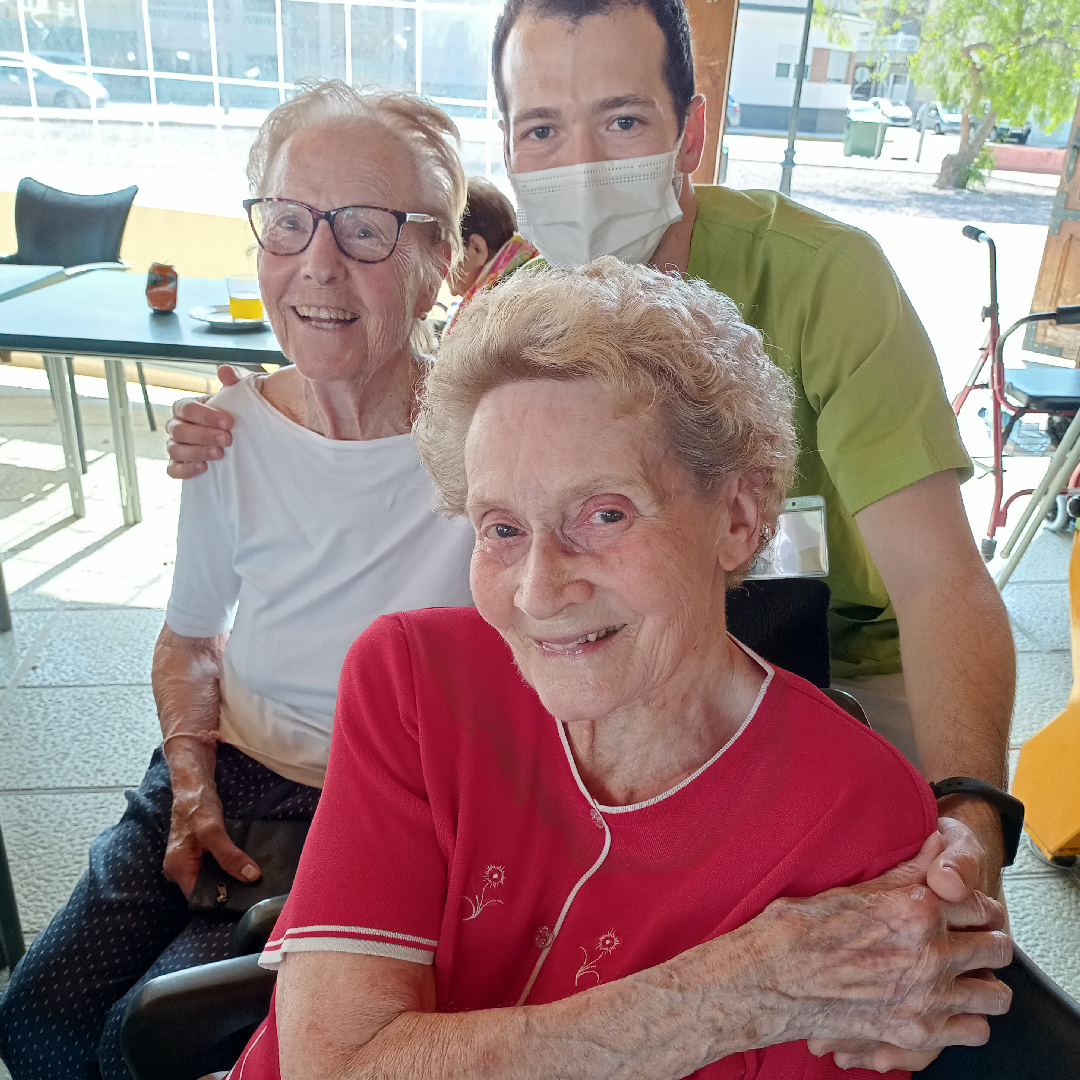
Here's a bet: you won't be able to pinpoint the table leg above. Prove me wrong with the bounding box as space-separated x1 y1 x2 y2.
42 354 86 519
103 358 142 526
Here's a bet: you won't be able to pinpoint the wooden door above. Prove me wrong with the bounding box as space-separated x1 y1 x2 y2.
1028 95 1080 363
685 0 740 185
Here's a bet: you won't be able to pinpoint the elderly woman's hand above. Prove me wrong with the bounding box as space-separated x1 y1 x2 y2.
759 832 1010 1064
164 365 242 479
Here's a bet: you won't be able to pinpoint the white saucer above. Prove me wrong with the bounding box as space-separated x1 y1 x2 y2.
188 304 267 331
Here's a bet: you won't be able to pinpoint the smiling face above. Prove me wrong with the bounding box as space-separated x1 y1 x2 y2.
256 120 444 382
465 378 759 727
500 7 702 175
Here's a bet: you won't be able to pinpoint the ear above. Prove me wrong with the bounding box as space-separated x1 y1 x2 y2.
414 241 452 319
500 118 513 175
468 233 490 266
714 472 765 573
677 93 707 176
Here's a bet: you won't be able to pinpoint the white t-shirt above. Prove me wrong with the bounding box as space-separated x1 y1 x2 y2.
164 376 475 788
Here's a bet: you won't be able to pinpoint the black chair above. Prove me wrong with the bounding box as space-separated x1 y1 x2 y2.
726 578 832 689
0 177 154 462
234 894 288 957
121 954 276 1080
120 940 1080 1080
922 945 1080 1079
0 820 26 973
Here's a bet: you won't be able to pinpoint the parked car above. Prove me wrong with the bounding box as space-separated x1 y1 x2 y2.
727 93 740 128
0 52 108 108
995 118 1031 144
867 96 913 126
924 101 962 134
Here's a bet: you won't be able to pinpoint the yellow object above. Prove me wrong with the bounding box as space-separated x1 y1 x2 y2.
228 295 264 320
1012 529 1080 858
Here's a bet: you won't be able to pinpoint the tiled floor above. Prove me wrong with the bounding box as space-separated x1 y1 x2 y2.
0 358 1077 1080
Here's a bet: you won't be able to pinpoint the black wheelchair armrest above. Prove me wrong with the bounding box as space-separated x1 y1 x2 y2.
921 945 1080 1079
235 893 290 956
121 954 276 1080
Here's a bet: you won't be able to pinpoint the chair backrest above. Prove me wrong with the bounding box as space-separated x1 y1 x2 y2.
12 177 138 267
922 945 1080 1079
725 578 832 688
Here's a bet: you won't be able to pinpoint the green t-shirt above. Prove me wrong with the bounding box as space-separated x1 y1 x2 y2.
687 186 971 677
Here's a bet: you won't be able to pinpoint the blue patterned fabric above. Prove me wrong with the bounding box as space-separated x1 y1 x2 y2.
0 744 319 1080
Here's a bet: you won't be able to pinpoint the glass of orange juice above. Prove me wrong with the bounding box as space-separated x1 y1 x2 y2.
226 274 264 321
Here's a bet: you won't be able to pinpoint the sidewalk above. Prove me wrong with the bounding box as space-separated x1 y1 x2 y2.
725 130 1060 189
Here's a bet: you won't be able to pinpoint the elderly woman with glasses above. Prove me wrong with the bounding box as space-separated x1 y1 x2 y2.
230 259 1012 1080
0 80 474 1080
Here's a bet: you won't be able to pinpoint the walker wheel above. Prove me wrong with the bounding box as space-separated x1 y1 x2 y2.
1046 494 1070 532
980 537 997 562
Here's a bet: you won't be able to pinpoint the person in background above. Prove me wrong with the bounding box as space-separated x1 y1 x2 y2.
0 80 474 1080
445 175 539 330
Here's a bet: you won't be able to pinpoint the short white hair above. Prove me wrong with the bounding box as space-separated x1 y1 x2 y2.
414 257 798 582
248 80 466 352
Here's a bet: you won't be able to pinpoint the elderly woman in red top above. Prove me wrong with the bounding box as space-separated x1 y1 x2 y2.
230 259 1012 1080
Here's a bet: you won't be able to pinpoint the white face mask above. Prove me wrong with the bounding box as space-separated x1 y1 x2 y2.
509 150 683 268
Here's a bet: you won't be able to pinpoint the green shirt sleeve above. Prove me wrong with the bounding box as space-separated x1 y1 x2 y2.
799 227 972 516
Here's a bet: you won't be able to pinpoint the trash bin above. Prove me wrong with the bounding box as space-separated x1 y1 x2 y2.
843 118 887 158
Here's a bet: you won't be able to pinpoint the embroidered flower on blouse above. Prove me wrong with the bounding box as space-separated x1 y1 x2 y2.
463 864 506 921
575 929 621 985
596 930 619 954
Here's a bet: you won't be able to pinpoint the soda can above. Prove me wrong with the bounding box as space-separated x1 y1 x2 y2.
146 263 178 312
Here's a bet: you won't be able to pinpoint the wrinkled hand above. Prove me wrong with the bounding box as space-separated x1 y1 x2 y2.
164 773 261 897
165 364 241 479
764 832 1011 1063
806 817 1000 1071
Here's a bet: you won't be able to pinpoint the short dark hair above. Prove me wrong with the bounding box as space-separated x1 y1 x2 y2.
491 0 695 132
461 176 517 252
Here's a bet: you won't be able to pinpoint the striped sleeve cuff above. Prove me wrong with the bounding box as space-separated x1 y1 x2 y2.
260 924 438 969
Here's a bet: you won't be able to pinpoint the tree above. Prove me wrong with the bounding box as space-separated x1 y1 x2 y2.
910 0 1080 188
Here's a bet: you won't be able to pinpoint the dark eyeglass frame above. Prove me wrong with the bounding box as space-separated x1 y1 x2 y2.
243 198 438 264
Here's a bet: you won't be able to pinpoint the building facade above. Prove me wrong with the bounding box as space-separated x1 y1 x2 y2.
728 0 871 134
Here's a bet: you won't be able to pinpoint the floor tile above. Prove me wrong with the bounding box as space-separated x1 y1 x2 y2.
1010 651 1074 746
1010 618 1046 653
1006 529 1073 584
1003 583 1071 653
1003 872 1080 1002
0 611 54 688
0 685 160 790
0 789 131 935
20 608 163 687
1004 833 1066 880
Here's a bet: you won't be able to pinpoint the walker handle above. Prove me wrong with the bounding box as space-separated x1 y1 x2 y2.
1054 305 1080 325
962 225 988 242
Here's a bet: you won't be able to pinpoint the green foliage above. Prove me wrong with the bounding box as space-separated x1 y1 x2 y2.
910 0 1080 131
956 145 996 189
812 0 853 49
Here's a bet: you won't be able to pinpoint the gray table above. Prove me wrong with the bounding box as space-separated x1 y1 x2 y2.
0 265 65 304
0 271 284 526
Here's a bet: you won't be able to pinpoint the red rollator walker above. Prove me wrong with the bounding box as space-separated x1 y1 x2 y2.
951 225 1080 587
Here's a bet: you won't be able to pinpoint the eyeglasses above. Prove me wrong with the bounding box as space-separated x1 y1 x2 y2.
243 198 438 264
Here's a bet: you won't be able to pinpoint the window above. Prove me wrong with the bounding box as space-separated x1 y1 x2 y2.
775 62 790 78
0 0 510 215
826 50 849 84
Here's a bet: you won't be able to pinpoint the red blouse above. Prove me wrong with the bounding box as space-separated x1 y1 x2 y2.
231 606 936 1080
